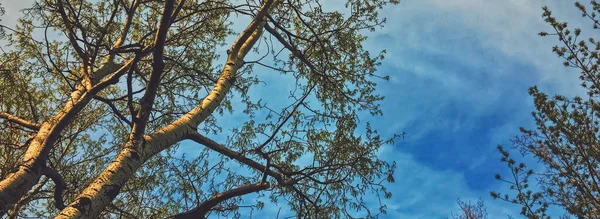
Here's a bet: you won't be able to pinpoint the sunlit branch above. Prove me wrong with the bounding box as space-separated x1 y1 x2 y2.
0 112 41 130
8 178 50 219
230 0 275 57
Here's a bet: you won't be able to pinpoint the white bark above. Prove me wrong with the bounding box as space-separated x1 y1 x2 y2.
55 1 279 218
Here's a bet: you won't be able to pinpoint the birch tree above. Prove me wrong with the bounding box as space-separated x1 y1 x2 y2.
0 0 399 218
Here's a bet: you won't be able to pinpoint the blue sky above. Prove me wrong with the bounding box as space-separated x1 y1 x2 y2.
1 0 592 218
200 0 587 217
344 0 584 217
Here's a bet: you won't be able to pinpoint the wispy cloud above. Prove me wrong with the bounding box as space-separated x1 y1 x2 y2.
354 0 590 217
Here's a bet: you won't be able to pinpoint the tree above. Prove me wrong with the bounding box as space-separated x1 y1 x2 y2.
491 1 600 218
0 0 400 218
449 199 488 219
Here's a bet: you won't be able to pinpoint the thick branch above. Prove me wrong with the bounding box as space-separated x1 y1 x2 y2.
170 182 270 219
41 166 66 210
131 0 176 140
0 58 137 214
0 1 150 211
230 0 276 56
54 2 280 217
143 0 281 157
0 112 41 130
7 178 49 219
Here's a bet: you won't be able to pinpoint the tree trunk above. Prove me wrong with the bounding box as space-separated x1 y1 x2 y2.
0 61 128 214
54 1 276 217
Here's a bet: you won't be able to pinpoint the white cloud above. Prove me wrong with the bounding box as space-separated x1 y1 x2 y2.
356 0 594 147
375 0 586 97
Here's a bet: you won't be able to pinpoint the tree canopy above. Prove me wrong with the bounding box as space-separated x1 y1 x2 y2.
492 1 600 218
0 0 399 218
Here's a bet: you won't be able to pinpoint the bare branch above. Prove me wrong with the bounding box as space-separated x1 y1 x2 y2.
264 23 317 72
185 132 286 183
93 96 132 126
169 182 270 219
55 0 87 61
41 166 66 210
255 84 314 152
55 0 91 86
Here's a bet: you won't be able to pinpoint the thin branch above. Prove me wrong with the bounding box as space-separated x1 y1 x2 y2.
108 203 137 218
185 132 287 183
94 95 132 126
255 84 314 152
230 0 275 56
264 23 317 72
55 0 90 81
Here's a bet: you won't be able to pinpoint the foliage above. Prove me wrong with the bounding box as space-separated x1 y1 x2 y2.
450 199 488 219
492 1 600 218
0 0 400 218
